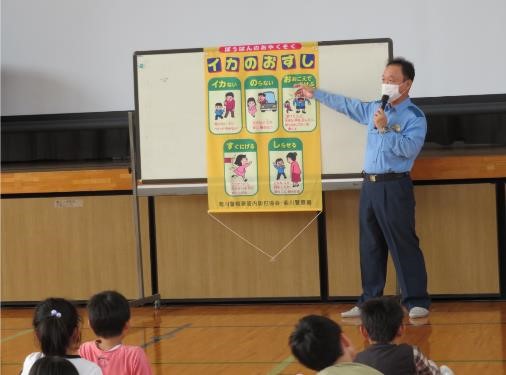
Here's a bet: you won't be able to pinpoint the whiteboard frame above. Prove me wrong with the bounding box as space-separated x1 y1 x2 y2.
133 38 392 189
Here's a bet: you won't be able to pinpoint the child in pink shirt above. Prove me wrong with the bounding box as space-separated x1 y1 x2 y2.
232 154 252 182
79 291 152 375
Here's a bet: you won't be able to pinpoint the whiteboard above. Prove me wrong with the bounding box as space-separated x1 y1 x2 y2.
134 39 392 182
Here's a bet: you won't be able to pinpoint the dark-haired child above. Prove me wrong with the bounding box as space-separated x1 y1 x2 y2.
232 154 252 182
29 356 79 375
247 97 257 117
21 298 102 375
289 315 381 374
79 291 152 375
224 92 235 118
284 100 293 113
215 102 225 120
273 158 287 180
355 297 453 375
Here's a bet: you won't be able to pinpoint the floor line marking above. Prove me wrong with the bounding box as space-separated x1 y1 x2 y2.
0 328 32 343
140 323 191 349
267 355 295 375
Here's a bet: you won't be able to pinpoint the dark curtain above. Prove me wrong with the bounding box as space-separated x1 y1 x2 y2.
1 112 130 164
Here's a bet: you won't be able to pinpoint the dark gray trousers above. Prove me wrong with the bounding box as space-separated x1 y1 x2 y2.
357 176 430 309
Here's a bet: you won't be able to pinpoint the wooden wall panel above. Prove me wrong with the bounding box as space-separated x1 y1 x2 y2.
1 195 150 301
325 184 500 298
415 183 499 294
325 190 397 297
412 154 506 180
0 166 501 302
1 168 132 194
154 195 320 299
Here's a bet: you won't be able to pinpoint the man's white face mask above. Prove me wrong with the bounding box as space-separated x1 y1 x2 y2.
381 83 402 102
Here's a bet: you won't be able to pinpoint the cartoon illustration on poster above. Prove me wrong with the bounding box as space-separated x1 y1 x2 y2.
205 42 322 212
282 74 318 132
269 138 303 195
208 77 242 134
223 139 258 196
244 76 279 133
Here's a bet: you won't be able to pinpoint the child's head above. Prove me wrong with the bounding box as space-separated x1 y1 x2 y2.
29 356 79 375
247 97 256 105
234 154 247 166
215 102 223 108
286 152 297 162
295 88 305 98
275 158 284 166
289 315 350 371
360 297 404 343
32 298 81 356
88 290 130 339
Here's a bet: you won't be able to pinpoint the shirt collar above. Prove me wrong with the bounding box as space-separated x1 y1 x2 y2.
94 340 122 352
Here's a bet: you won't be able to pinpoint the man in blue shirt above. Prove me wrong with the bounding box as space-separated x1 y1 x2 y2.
297 58 430 319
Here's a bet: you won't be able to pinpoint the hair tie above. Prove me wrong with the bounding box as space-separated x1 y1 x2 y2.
50 309 62 318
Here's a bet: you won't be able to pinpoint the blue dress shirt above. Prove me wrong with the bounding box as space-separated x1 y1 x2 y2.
314 89 427 174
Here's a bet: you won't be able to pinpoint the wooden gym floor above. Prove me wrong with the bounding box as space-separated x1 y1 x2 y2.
1 301 506 374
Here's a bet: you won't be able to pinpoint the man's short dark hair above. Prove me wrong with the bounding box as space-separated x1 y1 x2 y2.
387 57 415 81
360 297 404 343
88 290 130 338
289 315 343 371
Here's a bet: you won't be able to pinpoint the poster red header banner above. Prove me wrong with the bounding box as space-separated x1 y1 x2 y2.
219 43 302 53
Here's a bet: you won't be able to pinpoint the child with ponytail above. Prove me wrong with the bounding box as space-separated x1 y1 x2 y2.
21 297 102 375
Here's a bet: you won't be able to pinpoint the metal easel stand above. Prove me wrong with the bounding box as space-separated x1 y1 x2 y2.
128 111 160 308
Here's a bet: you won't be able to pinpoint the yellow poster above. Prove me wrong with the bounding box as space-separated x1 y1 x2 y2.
205 42 322 212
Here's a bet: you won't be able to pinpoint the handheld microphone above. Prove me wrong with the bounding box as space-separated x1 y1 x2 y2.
381 94 389 110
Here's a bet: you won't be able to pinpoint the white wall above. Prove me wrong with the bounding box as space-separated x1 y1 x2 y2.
2 0 505 116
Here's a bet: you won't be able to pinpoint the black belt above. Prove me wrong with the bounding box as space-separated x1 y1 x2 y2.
362 172 410 182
